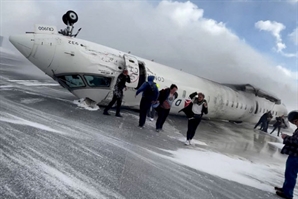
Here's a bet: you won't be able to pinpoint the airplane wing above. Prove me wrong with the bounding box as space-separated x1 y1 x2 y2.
223 84 281 104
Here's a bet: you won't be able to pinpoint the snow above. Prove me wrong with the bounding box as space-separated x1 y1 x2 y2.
37 161 123 199
0 85 14 88
8 80 59 86
0 112 65 135
73 98 100 111
20 98 44 104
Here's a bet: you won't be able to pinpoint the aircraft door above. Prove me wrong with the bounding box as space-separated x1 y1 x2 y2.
123 54 139 88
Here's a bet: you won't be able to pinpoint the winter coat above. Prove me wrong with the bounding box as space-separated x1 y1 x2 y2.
281 129 298 156
113 73 131 98
115 73 131 91
178 92 208 118
273 117 287 128
136 76 159 101
156 88 178 110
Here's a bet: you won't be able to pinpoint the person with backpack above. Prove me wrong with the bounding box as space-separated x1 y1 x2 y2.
135 76 159 128
155 84 178 132
147 83 160 121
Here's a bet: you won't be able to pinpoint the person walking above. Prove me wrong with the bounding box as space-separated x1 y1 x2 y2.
155 84 178 132
103 69 131 117
135 76 159 128
179 92 208 145
254 111 270 131
147 83 159 121
260 112 273 132
270 115 287 136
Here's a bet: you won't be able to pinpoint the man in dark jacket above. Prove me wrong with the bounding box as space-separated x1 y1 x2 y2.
275 111 298 199
270 115 287 136
260 111 273 132
135 76 159 128
179 92 208 145
103 69 131 117
254 111 270 131
155 84 178 132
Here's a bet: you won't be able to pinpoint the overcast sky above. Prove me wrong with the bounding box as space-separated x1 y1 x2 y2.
0 0 297 111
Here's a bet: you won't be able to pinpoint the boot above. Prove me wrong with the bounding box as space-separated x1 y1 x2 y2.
103 110 110 115
276 190 292 199
274 187 283 192
115 113 122 117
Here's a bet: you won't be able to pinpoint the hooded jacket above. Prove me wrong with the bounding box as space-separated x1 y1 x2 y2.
136 76 159 101
178 92 208 118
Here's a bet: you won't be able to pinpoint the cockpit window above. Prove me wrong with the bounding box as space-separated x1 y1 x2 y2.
58 75 85 88
84 75 111 87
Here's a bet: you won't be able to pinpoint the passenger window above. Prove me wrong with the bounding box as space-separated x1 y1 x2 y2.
58 75 85 88
84 75 112 87
231 101 234 108
245 105 247 110
226 100 229 106
236 102 239 108
182 90 186 98
240 104 243 109
249 106 254 113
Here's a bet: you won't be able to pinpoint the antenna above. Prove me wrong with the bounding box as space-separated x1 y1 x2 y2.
58 10 82 37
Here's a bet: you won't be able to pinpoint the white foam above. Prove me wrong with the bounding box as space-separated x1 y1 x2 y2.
168 135 208 146
151 147 292 195
73 99 99 111
268 142 284 150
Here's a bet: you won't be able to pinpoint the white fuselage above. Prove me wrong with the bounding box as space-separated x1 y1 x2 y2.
9 25 288 123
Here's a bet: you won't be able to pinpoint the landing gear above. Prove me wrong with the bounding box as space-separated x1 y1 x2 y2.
58 10 81 37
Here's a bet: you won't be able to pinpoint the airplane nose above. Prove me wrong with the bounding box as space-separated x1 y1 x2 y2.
9 34 34 58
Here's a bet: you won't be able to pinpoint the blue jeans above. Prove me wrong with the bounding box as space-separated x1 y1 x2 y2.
283 155 298 198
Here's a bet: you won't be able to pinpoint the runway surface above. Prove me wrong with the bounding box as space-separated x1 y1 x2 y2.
0 54 294 199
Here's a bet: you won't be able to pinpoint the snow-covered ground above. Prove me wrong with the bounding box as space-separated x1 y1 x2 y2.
0 60 294 199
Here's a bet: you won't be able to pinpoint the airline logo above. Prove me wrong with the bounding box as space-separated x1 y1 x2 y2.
184 98 191 107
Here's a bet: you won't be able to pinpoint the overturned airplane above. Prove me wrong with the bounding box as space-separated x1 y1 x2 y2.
9 10 288 124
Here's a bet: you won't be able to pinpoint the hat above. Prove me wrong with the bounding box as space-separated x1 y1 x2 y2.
287 111 298 124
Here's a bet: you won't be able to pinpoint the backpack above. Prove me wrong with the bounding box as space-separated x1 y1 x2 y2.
144 82 156 97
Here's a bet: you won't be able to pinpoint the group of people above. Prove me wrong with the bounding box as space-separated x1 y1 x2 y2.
103 70 298 199
103 71 208 145
254 111 287 136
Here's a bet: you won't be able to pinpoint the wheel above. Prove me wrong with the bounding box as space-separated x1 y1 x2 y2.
66 10 78 24
62 10 78 25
